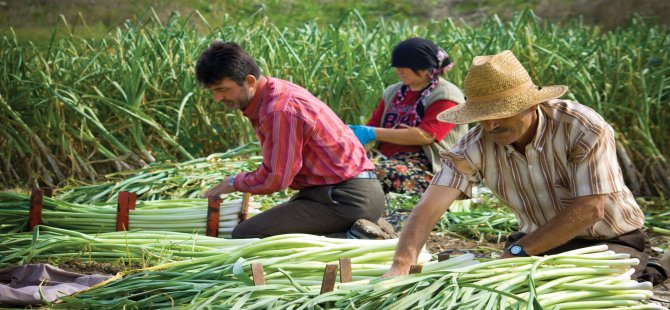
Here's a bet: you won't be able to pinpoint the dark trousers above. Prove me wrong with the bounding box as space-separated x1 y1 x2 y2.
505 229 666 284
232 178 386 238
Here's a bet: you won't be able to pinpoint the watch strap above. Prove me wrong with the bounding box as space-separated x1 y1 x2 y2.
508 243 528 257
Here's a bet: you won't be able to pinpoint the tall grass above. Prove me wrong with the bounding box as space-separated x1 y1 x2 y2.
1 9 668 195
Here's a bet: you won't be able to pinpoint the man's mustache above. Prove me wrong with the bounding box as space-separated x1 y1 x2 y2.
487 127 509 134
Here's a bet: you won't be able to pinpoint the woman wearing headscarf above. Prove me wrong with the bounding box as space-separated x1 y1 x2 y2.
349 37 467 195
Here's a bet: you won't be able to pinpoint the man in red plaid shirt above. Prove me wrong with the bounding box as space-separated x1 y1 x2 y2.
196 41 392 239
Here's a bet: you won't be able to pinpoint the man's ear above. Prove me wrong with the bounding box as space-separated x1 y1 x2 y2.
245 75 257 89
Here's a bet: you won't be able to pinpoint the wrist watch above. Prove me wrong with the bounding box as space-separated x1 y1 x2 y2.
507 244 528 257
228 177 235 187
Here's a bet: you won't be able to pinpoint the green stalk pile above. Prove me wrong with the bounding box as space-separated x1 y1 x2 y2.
0 226 255 268
438 198 517 243
326 245 664 309
51 244 664 309
1 227 428 277
645 209 670 236
1 9 669 196
392 189 668 246
645 209 670 258
56 143 266 203
0 192 259 236
0 226 663 308
50 233 442 309
387 190 518 242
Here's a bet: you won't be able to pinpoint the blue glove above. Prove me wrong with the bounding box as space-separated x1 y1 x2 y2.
348 125 376 145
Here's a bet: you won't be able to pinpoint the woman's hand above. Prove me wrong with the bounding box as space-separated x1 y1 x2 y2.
348 125 377 145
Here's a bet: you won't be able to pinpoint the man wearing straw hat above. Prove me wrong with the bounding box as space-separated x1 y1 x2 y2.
385 50 669 284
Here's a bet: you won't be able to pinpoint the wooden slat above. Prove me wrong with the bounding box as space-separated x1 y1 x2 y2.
206 196 222 237
251 263 265 286
339 258 352 283
28 189 43 231
320 264 338 294
437 252 451 262
116 191 131 231
238 192 251 222
409 264 423 274
128 192 136 210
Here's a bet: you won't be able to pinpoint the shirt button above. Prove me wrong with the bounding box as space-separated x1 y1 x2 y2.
528 165 533 169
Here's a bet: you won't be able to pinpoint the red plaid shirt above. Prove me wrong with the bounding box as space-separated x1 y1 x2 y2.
233 77 374 194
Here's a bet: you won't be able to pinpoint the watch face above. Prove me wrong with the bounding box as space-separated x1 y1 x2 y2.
510 245 522 255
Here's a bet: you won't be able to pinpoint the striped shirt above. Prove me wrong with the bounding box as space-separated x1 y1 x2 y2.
432 99 644 239
233 77 375 194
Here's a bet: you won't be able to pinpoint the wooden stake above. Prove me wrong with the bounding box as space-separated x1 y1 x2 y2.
437 252 451 262
409 264 423 274
28 189 44 231
128 192 136 210
116 191 131 231
238 192 251 222
251 262 265 286
206 196 222 237
320 264 338 294
339 258 352 283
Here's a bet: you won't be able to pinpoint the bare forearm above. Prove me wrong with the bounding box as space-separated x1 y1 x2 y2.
391 207 440 267
514 195 606 256
388 186 462 273
374 127 434 145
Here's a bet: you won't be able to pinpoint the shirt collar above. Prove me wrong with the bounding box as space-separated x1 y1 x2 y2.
532 105 548 151
502 105 547 154
243 76 268 120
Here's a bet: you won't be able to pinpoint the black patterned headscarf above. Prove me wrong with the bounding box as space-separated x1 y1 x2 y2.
390 37 454 124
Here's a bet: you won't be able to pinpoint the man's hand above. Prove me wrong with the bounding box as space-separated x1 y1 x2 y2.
201 177 236 198
348 125 376 145
382 264 410 278
504 194 606 256
382 186 462 278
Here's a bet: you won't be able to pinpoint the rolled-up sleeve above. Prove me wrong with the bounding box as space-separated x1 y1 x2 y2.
431 147 481 197
570 124 624 197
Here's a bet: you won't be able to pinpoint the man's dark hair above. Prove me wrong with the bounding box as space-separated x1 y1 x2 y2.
195 41 261 87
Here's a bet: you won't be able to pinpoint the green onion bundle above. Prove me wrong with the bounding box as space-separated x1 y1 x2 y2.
438 199 518 243
0 226 255 268
323 246 663 309
52 233 434 309
387 190 518 241
52 244 665 309
0 192 259 236
56 143 264 204
645 209 670 236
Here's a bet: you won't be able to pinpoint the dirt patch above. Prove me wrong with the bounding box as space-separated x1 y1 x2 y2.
425 232 504 259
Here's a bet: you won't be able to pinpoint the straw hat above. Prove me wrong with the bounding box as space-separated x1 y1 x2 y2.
437 50 568 124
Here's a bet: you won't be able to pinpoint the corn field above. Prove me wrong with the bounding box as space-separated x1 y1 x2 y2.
1 9 669 196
